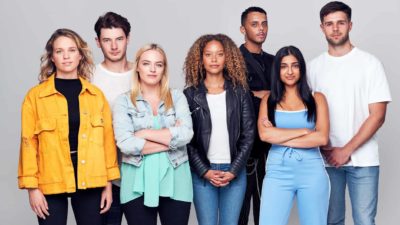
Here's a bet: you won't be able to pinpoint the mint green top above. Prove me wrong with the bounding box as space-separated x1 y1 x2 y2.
120 115 193 207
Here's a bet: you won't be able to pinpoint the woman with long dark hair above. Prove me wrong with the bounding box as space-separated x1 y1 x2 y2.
258 46 330 225
183 34 255 225
18 28 119 225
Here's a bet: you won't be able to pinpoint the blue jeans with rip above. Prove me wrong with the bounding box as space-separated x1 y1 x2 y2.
326 166 379 225
192 163 246 225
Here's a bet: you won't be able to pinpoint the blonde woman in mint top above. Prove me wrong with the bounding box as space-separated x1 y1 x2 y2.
112 43 194 225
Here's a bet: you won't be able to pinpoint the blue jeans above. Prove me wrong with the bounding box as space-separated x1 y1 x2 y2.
192 164 246 225
326 166 379 225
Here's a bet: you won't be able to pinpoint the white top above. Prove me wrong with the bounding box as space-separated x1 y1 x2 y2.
92 63 133 186
92 63 133 108
206 91 231 164
308 47 391 167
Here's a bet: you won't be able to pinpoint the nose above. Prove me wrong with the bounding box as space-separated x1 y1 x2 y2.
211 54 217 62
63 51 70 59
150 63 156 72
287 66 293 75
111 40 117 50
333 23 339 31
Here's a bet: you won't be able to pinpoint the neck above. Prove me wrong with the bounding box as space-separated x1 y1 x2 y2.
140 82 161 98
56 71 78 79
101 59 132 73
328 41 354 57
204 73 225 87
244 41 263 54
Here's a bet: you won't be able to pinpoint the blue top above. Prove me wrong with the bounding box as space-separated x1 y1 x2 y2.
269 109 322 160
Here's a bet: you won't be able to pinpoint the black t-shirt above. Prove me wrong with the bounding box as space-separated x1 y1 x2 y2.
55 78 82 152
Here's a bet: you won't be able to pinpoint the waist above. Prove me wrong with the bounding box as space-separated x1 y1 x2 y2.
269 145 321 159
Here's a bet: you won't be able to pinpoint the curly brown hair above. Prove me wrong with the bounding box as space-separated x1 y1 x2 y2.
183 34 247 88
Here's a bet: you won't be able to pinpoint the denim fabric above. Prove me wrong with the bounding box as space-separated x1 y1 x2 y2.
326 166 379 225
113 89 193 168
192 164 246 225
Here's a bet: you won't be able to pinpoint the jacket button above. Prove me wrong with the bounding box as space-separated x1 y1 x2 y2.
82 182 85 186
82 134 87 139
81 160 86 164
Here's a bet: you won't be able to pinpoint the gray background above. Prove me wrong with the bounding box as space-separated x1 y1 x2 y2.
0 0 398 224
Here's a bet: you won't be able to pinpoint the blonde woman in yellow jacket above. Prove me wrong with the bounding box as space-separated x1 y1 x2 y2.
18 28 120 225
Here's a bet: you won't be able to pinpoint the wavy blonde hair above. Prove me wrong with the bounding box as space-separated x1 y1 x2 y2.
130 43 173 110
39 28 94 82
183 34 248 89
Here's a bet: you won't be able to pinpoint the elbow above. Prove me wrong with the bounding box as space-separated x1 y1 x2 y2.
320 135 329 146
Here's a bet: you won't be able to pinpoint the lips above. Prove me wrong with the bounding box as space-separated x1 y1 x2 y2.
110 51 120 56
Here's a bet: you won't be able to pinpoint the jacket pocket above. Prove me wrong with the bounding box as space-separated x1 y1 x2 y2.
34 118 56 134
90 114 105 146
128 110 148 130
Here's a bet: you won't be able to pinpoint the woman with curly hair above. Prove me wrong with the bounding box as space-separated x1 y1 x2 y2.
183 34 255 225
18 28 120 225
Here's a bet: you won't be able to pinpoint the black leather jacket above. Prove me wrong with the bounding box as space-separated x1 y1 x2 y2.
183 80 255 177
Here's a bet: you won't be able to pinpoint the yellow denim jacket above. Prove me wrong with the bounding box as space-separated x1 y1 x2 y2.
18 75 120 194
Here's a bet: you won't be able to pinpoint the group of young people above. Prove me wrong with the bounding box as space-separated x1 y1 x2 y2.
18 1 391 225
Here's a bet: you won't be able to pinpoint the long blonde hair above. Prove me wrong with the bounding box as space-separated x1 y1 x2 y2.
130 43 173 110
39 28 94 82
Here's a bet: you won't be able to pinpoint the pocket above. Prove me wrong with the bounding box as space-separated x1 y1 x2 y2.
90 114 105 146
128 109 148 130
34 118 56 134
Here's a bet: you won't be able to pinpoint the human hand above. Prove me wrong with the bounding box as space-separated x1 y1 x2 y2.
219 172 235 187
28 188 49 219
204 170 224 187
100 182 113 214
326 147 352 168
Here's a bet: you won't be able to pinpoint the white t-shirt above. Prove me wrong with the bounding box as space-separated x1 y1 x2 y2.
92 63 133 108
308 47 391 167
206 91 231 164
92 63 133 186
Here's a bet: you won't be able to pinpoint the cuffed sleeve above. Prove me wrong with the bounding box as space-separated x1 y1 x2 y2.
18 91 39 189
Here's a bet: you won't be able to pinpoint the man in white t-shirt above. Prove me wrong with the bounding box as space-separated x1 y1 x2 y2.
93 12 133 225
308 2 391 225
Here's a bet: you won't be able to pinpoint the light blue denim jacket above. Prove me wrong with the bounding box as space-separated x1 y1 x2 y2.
112 89 193 168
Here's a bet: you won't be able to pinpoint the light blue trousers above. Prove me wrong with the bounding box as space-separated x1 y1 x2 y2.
260 148 330 225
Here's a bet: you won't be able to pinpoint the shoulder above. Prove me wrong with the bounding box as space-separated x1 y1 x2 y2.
170 88 186 100
313 92 327 105
354 48 383 66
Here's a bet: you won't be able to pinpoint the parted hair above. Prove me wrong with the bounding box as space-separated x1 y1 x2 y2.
130 43 173 110
183 33 247 89
39 28 94 82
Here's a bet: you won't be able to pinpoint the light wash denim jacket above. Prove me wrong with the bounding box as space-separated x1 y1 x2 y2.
112 89 193 168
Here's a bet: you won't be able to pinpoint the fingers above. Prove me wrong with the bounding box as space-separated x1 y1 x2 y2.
175 120 181 126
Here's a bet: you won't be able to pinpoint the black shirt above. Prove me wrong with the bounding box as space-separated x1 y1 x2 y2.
240 44 275 158
55 78 82 152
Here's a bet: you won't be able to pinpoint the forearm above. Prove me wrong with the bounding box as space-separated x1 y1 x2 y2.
141 141 169 155
281 131 328 149
137 128 172 146
343 113 385 153
259 127 310 144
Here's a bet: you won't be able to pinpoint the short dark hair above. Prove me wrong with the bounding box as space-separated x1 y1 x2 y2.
320 1 352 22
241 6 267 25
94 12 131 38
